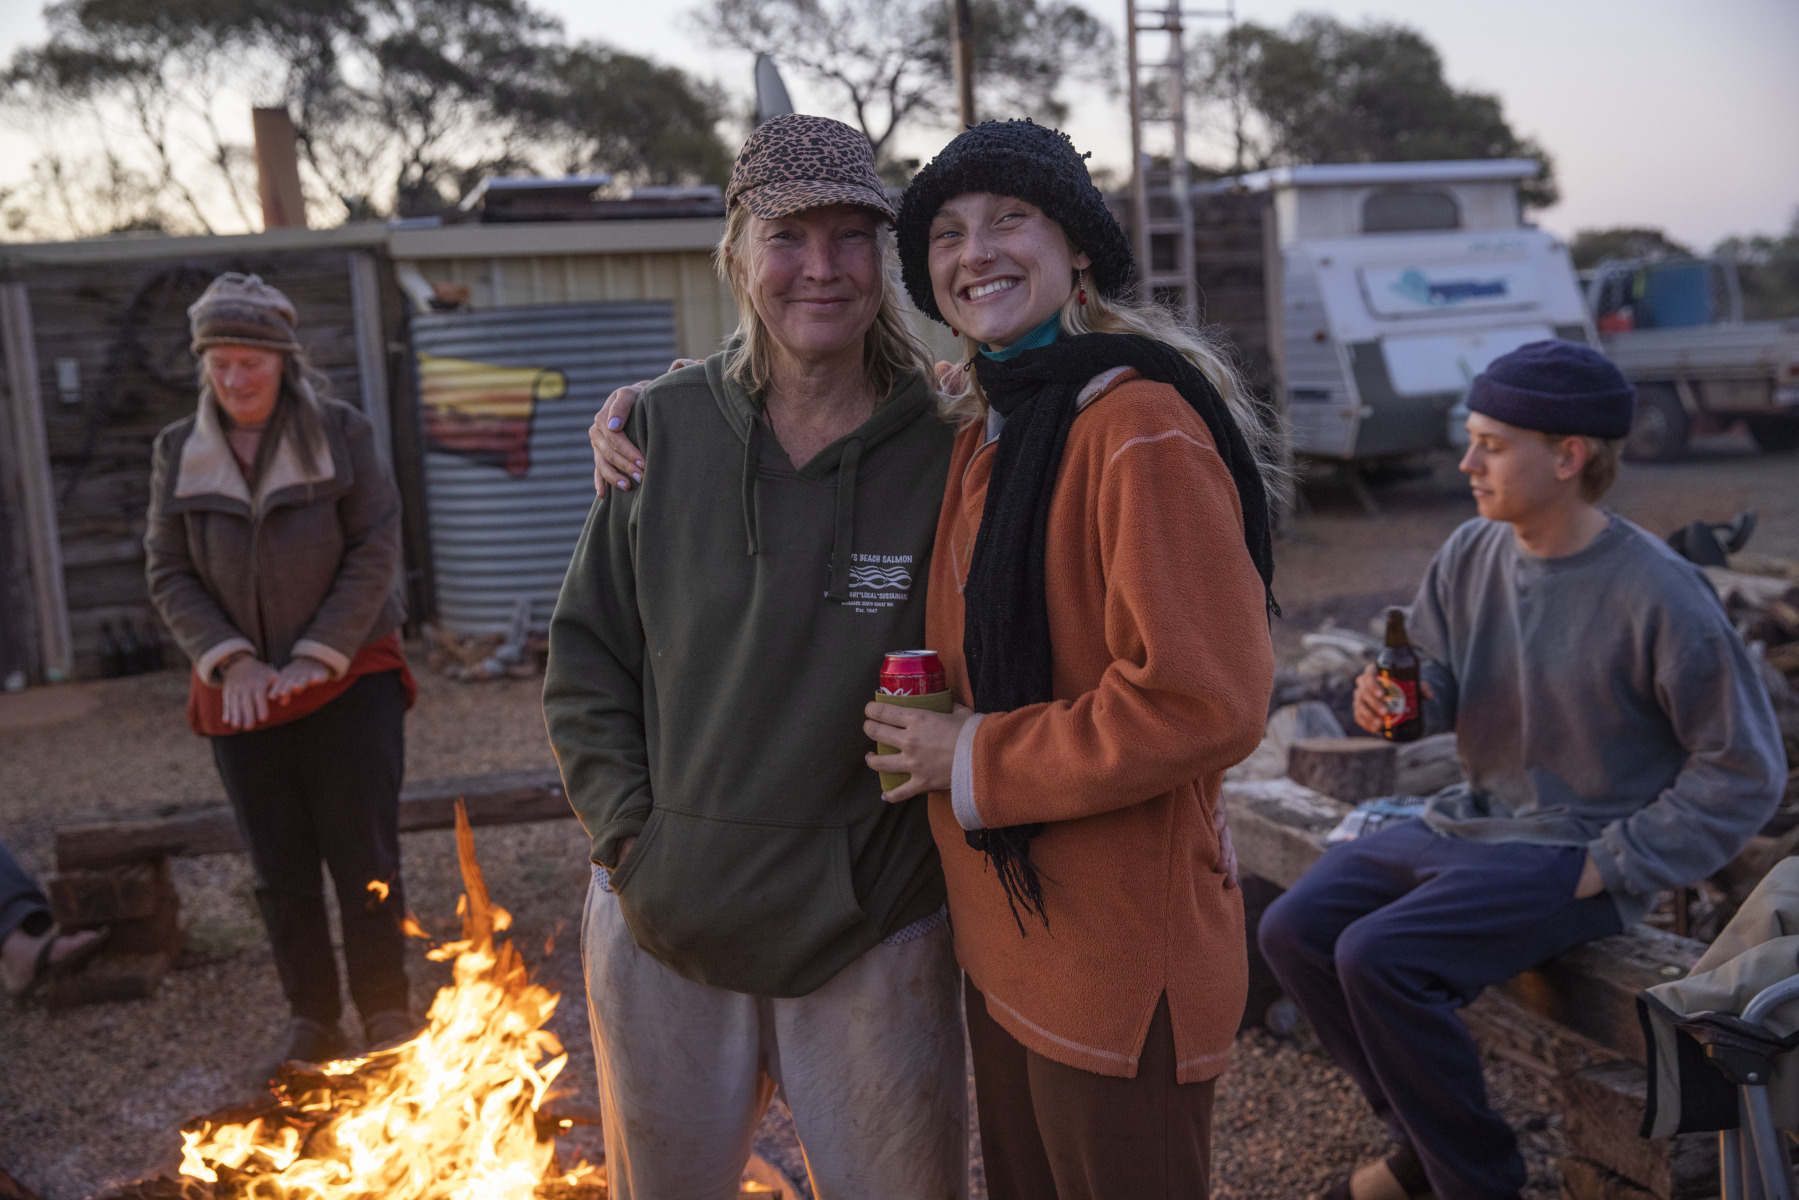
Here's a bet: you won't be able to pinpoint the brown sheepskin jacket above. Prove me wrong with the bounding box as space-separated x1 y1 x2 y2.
144 391 404 685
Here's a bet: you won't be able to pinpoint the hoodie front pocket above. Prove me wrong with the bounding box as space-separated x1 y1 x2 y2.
612 806 866 996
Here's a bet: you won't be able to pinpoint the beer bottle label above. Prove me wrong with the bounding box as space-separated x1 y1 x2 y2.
1378 676 1417 730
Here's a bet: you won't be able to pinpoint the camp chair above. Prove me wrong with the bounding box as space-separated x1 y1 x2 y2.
1675 974 1799 1199
1640 858 1799 1200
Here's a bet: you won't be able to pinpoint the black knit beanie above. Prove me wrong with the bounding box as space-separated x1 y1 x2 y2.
897 120 1135 325
1466 340 1637 439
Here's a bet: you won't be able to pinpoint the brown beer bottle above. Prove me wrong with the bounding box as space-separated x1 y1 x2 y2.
1376 609 1424 743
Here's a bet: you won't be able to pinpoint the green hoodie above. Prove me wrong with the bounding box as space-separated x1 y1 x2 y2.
544 353 954 997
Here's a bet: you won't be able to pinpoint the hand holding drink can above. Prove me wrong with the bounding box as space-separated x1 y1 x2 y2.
874 651 952 793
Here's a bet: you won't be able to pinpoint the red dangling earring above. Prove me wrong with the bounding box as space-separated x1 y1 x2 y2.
1077 286 1087 306
951 327 959 337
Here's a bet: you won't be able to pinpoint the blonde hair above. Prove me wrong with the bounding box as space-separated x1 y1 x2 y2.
715 205 939 404
941 275 1288 498
1541 433 1622 502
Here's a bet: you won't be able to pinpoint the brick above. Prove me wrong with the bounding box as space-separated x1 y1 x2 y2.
46 951 172 1007
47 859 173 925
95 900 182 957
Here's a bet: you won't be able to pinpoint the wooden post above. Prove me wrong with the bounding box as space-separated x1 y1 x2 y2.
252 107 309 231
948 0 976 129
0 283 72 683
348 251 395 473
1125 0 1150 285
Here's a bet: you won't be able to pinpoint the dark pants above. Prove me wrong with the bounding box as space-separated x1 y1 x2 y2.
1 838 52 943
1257 819 1622 1200
966 984 1215 1200
211 670 409 1026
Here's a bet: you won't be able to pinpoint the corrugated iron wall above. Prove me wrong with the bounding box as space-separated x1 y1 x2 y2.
411 301 677 634
400 246 733 363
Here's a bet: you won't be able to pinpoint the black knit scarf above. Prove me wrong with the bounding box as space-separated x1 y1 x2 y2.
963 332 1278 932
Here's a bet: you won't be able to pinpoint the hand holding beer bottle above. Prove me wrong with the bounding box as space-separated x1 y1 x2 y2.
1351 610 1430 742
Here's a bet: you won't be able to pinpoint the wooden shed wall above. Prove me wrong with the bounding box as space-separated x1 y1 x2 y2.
0 242 407 681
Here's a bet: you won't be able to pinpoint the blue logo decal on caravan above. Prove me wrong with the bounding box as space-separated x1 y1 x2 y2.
1391 269 1508 306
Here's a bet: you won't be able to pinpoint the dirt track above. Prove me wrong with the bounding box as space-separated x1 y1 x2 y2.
0 431 1792 1198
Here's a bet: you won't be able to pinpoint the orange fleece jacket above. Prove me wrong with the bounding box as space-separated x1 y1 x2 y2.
926 372 1274 1084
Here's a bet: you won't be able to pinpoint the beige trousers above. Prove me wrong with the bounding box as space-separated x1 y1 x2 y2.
582 872 968 1200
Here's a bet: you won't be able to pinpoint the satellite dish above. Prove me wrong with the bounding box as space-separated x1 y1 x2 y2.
754 54 795 124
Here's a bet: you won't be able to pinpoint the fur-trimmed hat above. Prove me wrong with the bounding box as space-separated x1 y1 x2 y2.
1467 340 1637 439
896 120 1135 324
188 273 301 357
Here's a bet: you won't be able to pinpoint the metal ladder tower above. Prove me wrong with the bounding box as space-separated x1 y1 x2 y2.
1125 0 1234 327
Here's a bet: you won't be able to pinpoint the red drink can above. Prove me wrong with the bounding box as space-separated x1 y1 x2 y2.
879 650 946 696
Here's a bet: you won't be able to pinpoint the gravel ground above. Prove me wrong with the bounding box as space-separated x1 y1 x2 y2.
1 432 1791 1198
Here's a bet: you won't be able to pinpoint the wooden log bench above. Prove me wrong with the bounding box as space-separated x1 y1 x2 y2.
1225 775 1717 1199
44 768 567 1006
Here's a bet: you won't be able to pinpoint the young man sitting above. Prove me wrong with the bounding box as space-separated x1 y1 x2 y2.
1258 340 1787 1200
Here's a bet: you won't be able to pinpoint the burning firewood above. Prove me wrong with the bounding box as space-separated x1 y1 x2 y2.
98 800 605 1200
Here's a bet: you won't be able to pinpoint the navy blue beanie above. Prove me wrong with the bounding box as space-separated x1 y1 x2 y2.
1466 340 1636 439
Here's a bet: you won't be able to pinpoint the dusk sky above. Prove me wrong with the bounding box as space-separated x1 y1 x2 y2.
1 0 1794 248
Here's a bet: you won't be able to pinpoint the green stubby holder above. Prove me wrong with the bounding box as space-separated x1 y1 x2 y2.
874 689 953 794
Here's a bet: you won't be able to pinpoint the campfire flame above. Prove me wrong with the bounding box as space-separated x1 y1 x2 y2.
175 802 600 1198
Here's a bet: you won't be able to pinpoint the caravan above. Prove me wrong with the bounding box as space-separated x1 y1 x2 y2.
1214 160 1593 462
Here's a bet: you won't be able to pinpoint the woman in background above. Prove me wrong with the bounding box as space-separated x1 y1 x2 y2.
146 273 415 1078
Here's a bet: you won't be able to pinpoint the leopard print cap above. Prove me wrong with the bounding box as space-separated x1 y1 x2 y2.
726 114 896 221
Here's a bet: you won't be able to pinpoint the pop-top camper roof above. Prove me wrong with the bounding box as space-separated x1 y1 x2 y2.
1220 159 1540 193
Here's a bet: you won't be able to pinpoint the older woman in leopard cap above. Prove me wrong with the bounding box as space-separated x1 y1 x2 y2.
546 114 966 1200
145 273 417 1080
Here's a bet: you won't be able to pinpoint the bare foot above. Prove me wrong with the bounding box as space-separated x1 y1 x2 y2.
1 926 107 995
1349 1159 1410 1200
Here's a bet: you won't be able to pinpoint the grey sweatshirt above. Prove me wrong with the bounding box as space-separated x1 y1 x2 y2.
1410 515 1785 926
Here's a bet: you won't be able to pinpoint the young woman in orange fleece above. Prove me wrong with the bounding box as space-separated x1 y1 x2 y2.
862 120 1279 1200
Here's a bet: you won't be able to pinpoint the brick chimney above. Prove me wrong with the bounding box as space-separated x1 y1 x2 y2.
251 107 309 230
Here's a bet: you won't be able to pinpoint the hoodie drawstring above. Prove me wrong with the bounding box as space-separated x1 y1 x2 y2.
827 437 863 602
741 417 762 556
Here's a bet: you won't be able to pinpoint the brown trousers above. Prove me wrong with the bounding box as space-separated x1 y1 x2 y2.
966 984 1215 1200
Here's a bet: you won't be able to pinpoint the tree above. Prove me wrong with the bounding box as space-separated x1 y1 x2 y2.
1568 227 1694 270
1714 210 1799 321
1197 14 1558 208
534 44 732 186
1 0 730 236
698 0 1113 168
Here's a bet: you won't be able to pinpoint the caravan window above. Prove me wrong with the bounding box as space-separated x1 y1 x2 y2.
1362 189 1461 234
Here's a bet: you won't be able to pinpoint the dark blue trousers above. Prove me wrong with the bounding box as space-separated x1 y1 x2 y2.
1257 819 1622 1200
1 838 52 943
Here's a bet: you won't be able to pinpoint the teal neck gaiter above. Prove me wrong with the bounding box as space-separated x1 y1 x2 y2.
980 313 1062 362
